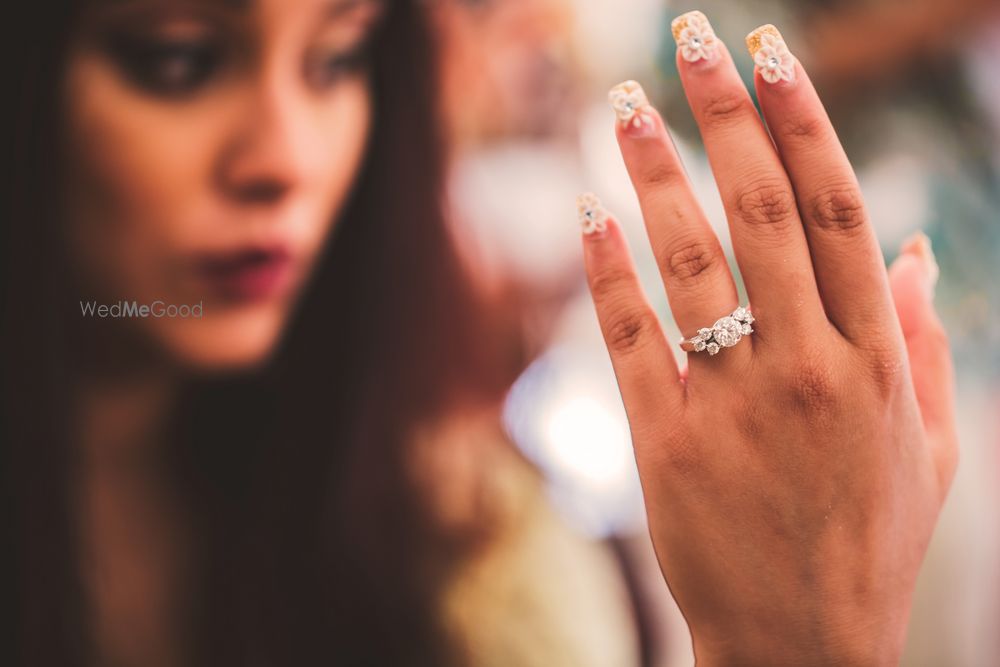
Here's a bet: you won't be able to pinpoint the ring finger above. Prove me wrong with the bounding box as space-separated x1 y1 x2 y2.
608 80 743 359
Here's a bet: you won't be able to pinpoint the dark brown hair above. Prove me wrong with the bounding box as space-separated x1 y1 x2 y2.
2 1 509 665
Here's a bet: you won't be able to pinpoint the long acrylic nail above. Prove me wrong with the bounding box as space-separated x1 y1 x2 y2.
671 11 720 63
746 24 796 84
577 192 609 236
608 80 655 133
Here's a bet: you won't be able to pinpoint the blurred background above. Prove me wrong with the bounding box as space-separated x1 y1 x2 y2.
430 0 1000 664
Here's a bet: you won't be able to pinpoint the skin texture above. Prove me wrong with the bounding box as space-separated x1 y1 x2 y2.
583 34 957 666
62 0 381 371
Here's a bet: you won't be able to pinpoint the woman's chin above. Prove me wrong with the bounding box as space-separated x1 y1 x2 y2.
148 304 289 374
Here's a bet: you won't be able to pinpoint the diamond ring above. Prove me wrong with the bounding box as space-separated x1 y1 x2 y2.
680 306 754 355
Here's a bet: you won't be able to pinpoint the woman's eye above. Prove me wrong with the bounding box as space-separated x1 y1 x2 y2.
105 34 221 97
305 45 370 91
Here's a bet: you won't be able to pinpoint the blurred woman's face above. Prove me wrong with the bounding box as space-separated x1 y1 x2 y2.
62 0 383 370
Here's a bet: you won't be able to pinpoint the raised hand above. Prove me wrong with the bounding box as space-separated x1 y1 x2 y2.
579 14 957 666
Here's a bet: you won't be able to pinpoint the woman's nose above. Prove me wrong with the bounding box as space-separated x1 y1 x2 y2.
215 79 312 207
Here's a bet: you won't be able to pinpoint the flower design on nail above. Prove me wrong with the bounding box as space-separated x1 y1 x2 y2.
671 11 718 63
577 192 608 235
608 80 653 129
747 25 795 84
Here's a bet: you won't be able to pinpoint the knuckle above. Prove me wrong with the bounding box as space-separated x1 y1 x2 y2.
663 239 720 286
637 163 685 191
865 348 907 399
637 424 702 480
808 185 868 233
737 400 765 441
784 352 841 413
663 436 702 478
588 268 632 303
779 114 827 142
734 181 798 230
699 92 755 129
604 309 656 354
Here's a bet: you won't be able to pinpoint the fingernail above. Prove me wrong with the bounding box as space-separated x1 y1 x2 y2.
746 24 796 84
901 231 940 298
671 11 720 63
577 192 609 236
608 80 655 135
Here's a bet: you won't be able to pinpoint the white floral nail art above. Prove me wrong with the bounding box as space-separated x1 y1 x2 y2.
671 11 718 63
747 25 795 84
577 193 609 235
608 80 654 129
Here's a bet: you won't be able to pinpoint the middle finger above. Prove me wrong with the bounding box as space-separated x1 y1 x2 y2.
671 11 823 339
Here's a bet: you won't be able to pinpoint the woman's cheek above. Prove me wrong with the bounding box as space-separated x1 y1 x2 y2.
62 56 270 368
304 78 374 258
63 53 218 302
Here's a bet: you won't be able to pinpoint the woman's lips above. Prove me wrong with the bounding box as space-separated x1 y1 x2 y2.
194 245 295 303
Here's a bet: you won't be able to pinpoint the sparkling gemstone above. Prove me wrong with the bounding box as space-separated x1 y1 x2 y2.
694 340 706 352
712 316 743 347
767 56 779 69
697 327 713 338
733 307 748 321
707 342 720 355
741 323 753 335
691 37 702 46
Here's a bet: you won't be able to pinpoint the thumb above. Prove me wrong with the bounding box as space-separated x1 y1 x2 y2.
888 232 958 493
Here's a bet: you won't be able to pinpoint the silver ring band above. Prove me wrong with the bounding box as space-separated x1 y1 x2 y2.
680 306 754 355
